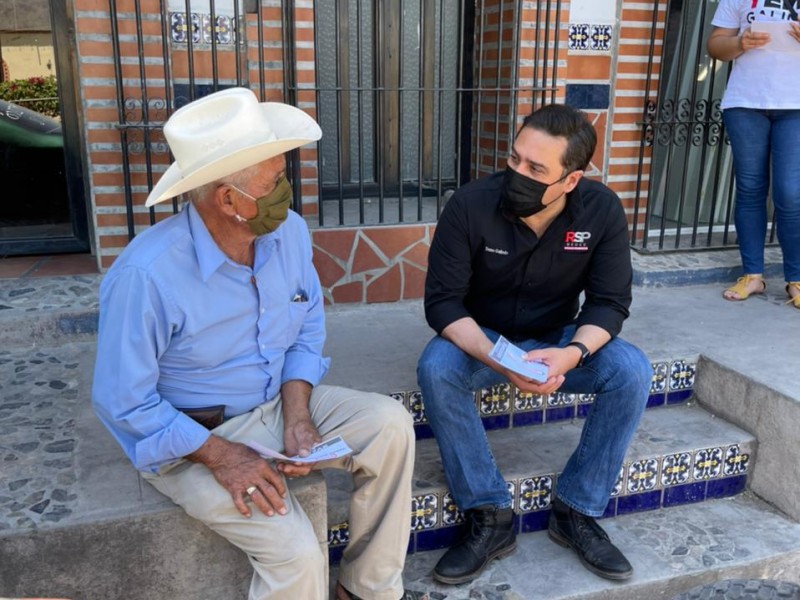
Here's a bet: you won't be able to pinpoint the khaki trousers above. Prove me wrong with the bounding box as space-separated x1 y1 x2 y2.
142 385 415 600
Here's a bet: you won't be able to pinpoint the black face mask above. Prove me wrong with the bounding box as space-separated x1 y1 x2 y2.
500 166 568 218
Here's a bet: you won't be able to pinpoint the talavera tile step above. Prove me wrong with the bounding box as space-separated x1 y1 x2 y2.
323 403 755 559
393 492 800 600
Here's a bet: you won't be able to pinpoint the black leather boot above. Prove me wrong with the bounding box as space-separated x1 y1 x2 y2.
433 505 517 584
548 497 633 580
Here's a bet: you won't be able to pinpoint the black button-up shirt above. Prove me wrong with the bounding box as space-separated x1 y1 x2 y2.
424 172 632 342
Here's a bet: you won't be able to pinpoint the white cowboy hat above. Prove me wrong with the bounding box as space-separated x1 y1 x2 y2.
145 87 322 206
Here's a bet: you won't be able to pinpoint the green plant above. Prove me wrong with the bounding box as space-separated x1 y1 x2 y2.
0 75 60 117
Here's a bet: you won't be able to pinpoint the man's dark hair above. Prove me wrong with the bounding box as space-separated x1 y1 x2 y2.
519 104 597 173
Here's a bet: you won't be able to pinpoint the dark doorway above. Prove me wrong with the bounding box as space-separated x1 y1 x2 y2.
0 0 90 255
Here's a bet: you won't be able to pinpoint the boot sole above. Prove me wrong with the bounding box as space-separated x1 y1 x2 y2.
432 542 518 585
548 529 633 581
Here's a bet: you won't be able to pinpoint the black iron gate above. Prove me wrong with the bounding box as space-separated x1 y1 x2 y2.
631 0 777 251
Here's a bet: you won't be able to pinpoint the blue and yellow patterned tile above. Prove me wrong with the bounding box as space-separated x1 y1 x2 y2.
590 24 613 52
568 23 591 51
507 480 517 511
478 383 512 415
693 446 723 480
389 391 408 410
723 444 750 477
441 492 464 527
627 457 660 494
661 452 693 487
513 389 545 412
408 391 427 425
169 11 202 44
547 392 576 407
650 362 669 394
328 521 350 547
518 475 553 512
410 493 439 531
610 466 625 497
669 359 696 391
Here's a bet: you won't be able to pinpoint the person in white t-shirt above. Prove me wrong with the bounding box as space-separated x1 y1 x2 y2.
708 0 800 309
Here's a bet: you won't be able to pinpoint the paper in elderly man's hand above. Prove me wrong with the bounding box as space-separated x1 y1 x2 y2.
247 436 353 463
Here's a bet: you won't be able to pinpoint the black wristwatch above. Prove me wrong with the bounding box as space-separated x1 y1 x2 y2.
566 341 591 367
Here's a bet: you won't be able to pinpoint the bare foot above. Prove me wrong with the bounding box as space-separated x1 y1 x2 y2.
723 275 765 301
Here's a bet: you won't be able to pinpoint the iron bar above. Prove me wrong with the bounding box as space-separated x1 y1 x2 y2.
108 0 135 240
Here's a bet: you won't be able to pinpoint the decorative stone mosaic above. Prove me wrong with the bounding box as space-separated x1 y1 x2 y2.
0 275 101 313
0 345 85 530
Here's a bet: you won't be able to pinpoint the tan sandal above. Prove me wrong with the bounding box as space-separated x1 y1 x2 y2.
723 275 766 301
786 282 800 309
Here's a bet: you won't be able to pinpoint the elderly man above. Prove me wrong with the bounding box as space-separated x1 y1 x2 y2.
92 88 416 600
417 104 653 584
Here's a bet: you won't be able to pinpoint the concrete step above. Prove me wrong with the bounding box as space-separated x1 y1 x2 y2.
390 492 800 600
323 403 755 561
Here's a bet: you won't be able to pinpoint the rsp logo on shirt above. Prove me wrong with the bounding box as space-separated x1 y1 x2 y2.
564 231 591 251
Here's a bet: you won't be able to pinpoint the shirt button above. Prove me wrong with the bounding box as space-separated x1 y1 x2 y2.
260 344 266 349
261 308 265 314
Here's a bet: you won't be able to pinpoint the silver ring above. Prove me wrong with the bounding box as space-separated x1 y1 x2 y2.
246 486 257 496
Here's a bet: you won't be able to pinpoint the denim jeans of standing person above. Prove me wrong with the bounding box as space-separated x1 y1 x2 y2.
417 325 652 517
723 108 800 282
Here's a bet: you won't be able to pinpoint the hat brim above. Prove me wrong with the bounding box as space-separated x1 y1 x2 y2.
145 103 321 207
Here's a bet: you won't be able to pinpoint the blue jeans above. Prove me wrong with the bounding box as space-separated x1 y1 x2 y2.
416 326 652 517
723 108 800 282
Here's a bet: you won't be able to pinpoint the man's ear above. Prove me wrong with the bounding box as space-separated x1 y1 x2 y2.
214 184 238 216
563 169 584 193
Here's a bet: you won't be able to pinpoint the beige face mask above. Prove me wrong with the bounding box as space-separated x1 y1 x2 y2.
231 176 293 236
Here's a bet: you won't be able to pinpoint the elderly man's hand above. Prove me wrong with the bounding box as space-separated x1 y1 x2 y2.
278 417 322 478
189 435 288 518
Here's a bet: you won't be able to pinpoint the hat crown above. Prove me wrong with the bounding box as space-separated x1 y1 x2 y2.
164 88 277 174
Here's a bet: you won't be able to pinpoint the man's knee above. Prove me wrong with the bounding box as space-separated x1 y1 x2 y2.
604 339 653 392
417 336 466 389
249 523 325 572
370 393 414 441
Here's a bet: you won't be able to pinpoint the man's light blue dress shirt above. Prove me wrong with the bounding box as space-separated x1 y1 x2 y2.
92 203 330 473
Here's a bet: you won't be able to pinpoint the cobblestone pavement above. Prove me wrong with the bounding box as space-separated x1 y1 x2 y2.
0 343 89 531
0 275 101 313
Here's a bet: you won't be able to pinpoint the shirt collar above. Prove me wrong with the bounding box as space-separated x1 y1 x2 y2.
187 202 229 282
187 202 284 281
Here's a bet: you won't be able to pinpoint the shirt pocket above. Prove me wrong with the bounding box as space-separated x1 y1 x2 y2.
286 301 309 345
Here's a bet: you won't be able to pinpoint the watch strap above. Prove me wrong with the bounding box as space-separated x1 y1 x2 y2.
566 341 590 367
